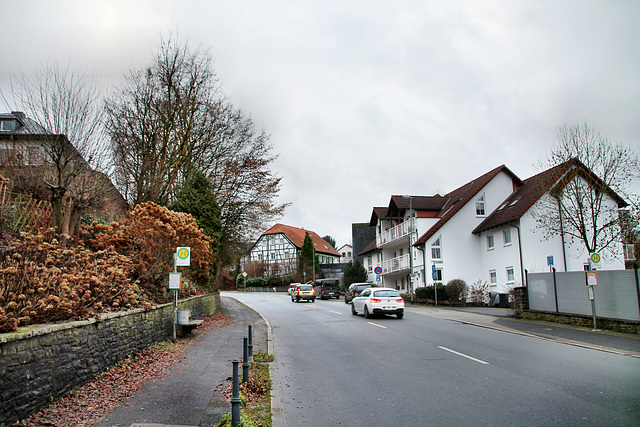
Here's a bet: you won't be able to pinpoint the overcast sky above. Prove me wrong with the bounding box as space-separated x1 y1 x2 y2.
2 0 639 248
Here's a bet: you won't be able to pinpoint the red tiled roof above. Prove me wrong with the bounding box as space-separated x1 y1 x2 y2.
472 159 627 234
414 165 522 245
388 195 449 217
261 223 341 256
369 207 390 226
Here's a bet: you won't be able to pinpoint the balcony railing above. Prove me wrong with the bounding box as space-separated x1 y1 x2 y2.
376 218 415 247
382 253 411 275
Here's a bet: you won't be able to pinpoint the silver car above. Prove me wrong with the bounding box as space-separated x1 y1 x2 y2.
351 287 404 319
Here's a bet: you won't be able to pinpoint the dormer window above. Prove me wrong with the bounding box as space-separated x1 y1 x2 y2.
0 119 20 132
476 195 486 216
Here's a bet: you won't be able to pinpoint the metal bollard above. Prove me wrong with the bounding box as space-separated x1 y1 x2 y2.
248 324 253 360
231 360 241 426
242 337 249 384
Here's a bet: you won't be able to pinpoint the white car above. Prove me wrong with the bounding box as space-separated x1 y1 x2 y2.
351 287 404 319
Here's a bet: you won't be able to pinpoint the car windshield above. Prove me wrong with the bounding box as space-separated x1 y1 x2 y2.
356 285 370 291
373 290 400 298
299 285 312 291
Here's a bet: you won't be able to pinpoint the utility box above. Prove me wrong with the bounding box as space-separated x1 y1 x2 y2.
177 309 190 325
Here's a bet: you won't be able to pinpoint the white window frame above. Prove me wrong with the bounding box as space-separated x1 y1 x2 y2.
489 270 497 286
503 229 512 246
431 237 442 261
506 267 515 283
487 234 495 250
476 194 486 217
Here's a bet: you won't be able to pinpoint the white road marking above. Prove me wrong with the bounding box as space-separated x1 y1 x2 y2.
438 346 490 365
367 322 387 329
330 311 343 315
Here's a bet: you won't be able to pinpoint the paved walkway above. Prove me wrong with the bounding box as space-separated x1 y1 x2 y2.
96 296 269 427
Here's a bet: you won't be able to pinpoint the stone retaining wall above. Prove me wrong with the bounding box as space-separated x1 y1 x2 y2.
0 293 220 425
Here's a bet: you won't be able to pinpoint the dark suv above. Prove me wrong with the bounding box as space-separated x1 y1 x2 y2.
344 282 372 304
314 279 341 299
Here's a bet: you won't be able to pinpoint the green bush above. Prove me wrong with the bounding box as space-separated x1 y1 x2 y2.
415 284 447 301
267 276 284 287
244 277 267 288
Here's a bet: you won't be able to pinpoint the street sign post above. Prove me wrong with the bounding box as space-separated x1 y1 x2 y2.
170 247 191 341
585 270 600 331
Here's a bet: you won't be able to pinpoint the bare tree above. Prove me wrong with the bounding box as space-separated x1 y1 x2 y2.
535 122 639 259
197 107 289 268
3 62 115 242
105 35 222 205
105 34 288 274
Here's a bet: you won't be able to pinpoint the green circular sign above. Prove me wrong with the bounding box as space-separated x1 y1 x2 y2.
590 253 601 264
178 248 190 259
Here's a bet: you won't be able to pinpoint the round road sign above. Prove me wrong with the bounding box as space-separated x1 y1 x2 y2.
374 266 382 275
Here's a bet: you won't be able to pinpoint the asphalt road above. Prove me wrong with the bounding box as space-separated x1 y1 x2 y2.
227 292 640 427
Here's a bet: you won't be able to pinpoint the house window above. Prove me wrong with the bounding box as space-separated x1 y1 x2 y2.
0 119 19 132
506 267 515 283
368 255 372 272
624 244 635 261
503 229 512 246
489 270 497 285
476 195 486 216
487 234 495 250
433 269 443 285
431 237 442 260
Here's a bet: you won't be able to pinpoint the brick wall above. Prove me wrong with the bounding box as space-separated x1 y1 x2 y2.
0 293 220 425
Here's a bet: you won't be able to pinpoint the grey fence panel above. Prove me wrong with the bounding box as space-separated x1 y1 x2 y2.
556 271 592 316
527 273 557 312
527 269 640 321
593 270 640 321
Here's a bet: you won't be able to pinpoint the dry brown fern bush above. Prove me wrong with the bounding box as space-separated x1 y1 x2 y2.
0 230 149 332
80 201 215 300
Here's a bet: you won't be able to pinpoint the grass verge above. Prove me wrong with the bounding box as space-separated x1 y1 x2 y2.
216 351 274 427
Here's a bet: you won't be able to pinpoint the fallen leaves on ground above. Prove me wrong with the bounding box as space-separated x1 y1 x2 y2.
15 314 234 427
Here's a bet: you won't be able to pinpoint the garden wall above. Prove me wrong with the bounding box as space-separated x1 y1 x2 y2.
0 293 220 425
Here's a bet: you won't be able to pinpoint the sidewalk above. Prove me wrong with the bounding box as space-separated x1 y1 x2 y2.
96 296 269 427
406 304 640 358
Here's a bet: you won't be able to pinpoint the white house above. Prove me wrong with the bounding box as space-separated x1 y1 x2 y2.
472 159 626 293
337 244 353 264
361 160 628 296
361 165 521 292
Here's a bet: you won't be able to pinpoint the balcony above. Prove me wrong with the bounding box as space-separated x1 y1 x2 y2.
376 218 415 248
382 253 411 275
